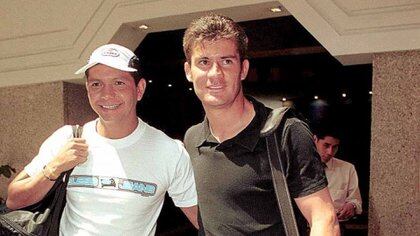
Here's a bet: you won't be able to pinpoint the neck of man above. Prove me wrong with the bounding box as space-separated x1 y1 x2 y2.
96 116 139 139
205 95 255 143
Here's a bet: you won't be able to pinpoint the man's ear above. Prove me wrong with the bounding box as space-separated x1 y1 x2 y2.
240 59 250 81
136 79 147 101
184 62 192 82
313 135 318 142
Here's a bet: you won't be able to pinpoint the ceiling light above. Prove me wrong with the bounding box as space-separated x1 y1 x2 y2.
270 7 282 13
168 84 172 87
369 91 373 95
342 93 347 98
189 88 193 91
282 97 287 102
148 80 153 83
314 95 319 100
139 24 149 30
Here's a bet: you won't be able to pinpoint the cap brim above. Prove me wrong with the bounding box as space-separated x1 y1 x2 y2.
74 62 98 75
74 62 137 75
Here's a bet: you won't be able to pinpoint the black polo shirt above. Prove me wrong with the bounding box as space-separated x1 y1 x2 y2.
184 97 327 235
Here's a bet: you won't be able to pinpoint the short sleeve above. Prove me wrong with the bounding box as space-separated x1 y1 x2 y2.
167 141 198 207
24 125 73 177
281 118 328 198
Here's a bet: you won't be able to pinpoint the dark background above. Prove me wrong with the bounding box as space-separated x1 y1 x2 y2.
135 16 371 235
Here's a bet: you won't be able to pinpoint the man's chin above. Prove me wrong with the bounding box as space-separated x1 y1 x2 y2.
202 97 225 107
98 115 119 123
322 156 332 163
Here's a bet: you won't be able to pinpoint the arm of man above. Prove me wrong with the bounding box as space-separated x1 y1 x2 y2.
337 164 362 220
295 187 340 236
6 170 56 209
180 205 199 229
168 141 198 229
7 138 88 209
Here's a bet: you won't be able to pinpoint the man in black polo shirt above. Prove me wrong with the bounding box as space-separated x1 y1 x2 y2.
182 14 339 235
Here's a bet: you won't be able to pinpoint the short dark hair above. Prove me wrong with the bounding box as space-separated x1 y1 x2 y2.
313 124 342 140
183 13 248 63
85 56 143 85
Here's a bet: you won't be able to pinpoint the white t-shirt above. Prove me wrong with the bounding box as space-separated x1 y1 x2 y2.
25 118 197 236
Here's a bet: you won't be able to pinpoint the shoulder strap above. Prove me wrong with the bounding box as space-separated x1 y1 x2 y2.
72 125 83 139
44 124 83 236
58 125 83 183
260 107 300 236
260 107 290 137
65 125 83 176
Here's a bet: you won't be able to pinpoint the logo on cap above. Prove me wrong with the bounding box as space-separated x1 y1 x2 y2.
101 48 120 57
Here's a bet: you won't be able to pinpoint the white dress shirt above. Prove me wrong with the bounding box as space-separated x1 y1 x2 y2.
325 158 362 216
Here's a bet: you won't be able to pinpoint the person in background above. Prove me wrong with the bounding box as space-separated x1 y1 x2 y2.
7 44 198 235
182 13 339 235
313 125 362 222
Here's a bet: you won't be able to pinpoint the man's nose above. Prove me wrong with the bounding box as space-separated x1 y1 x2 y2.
327 147 334 155
208 62 222 77
101 84 115 99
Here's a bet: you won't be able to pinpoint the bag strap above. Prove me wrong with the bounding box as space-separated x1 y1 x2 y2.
72 124 83 139
43 125 83 236
40 125 83 198
63 124 83 179
51 125 83 189
260 107 300 236
48 125 82 194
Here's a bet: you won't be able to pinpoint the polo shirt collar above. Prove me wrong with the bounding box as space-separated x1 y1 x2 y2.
194 118 217 148
194 96 269 151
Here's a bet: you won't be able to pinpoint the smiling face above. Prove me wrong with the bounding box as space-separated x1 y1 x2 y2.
184 38 249 110
86 64 145 127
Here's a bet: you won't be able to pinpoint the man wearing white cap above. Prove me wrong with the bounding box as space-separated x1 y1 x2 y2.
7 44 198 235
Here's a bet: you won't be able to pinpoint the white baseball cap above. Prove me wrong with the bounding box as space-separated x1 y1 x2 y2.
75 44 139 74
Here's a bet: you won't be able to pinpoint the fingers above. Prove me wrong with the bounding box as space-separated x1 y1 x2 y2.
67 141 89 164
337 209 352 220
69 138 87 145
337 211 344 220
54 139 89 169
72 138 87 144
73 148 88 157
66 139 88 152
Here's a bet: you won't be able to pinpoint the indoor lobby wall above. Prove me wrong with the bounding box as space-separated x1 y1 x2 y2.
370 50 419 235
0 81 95 199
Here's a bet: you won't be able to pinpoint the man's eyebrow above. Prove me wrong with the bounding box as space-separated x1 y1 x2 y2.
198 55 237 59
113 76 131 80
195 55 238 61
221 55 237 59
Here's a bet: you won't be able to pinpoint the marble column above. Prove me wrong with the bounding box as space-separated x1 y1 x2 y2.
369 50 419 235
0 81 95 199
